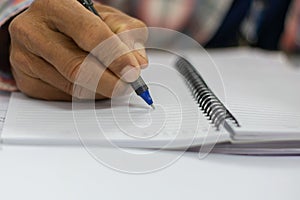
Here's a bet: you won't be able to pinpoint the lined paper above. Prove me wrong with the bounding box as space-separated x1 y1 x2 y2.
2 53 228 148
210 49 300 141
0 92 9 134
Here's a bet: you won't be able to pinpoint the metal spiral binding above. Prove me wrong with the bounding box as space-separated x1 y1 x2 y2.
175 57 240 130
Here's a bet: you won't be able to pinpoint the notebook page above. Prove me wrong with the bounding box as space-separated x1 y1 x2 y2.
2 53 229 148
209 49 300 141
0 92 10 135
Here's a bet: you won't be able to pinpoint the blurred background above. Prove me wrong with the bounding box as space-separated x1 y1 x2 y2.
101 0 298 52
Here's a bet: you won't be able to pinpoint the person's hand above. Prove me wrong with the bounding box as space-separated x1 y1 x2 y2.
9 0 148 101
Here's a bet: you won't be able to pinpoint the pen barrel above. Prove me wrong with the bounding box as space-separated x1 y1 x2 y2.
78 0 102 18
131 77 149 95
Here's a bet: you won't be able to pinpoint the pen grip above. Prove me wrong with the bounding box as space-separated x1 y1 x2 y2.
78 0 103 19
131 77 149 95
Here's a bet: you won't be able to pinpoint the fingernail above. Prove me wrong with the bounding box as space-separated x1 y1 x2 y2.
120 65 140 82
134 42 148 61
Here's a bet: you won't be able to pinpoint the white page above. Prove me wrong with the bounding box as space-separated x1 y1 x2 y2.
0 92 10 134
208 48 300 141
2 52 229 148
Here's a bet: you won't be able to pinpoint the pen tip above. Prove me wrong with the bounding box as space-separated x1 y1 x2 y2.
150 104 156 110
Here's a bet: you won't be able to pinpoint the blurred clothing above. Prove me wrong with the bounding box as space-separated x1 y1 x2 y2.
281 0 300 52
242 0 292 50
207 0 252 48
0 0 32 25
0 0 233 44
100 0 233 44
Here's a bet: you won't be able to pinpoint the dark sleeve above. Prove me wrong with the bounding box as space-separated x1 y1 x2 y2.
0 17 12 75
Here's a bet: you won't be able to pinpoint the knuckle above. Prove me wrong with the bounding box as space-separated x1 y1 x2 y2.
10 51 25 69
77 23 104 49
135 22 149 40
11 69 31 95
119 20 148 42
123 19 147 32
9 51 36 77
9 15 37 51
30 0 52 12
63 82 74 96
72 85 94 100
117 23 130 32
109 81 131 98
63 56 85 81
99 4 122 13
132 19 147 29
9 51 18 68
8 15 27 36
119 18 147 31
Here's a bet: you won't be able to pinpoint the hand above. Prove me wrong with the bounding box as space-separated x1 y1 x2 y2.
9 0 148 101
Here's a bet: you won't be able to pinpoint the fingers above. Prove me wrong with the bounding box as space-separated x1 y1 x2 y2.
11 67 73 101
29 0 141 82
103 15 148 69
10 43 131 99
94 3 149 68
94 4 148 42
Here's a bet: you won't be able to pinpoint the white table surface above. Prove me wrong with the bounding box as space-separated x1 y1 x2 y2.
0 145 300 200
1 92 300 200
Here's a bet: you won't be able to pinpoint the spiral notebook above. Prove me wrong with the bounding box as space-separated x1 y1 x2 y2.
2 49 300 154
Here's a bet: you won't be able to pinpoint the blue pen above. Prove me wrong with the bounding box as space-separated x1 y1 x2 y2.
78 0 155 109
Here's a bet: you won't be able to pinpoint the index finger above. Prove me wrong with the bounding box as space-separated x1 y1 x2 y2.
94 4 149 68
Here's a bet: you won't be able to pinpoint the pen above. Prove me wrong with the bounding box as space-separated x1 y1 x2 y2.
78 0 155 109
